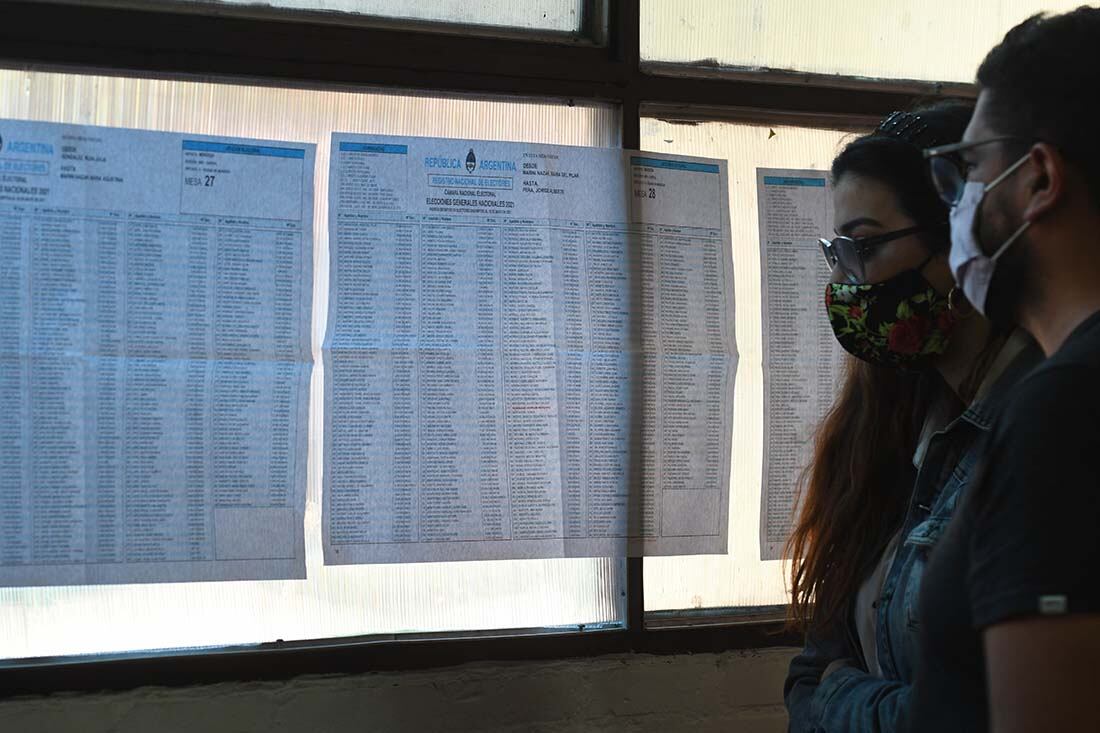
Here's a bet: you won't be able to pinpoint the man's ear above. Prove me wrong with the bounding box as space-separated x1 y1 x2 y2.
1021 142 1066 222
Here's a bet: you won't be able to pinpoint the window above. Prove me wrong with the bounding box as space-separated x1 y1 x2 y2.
641 118 854 614
0 0 1009 687
642 0 1082 85
0 68 623 660
50 0 588 35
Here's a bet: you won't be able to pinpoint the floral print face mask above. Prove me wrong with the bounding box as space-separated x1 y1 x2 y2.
825 266 956 369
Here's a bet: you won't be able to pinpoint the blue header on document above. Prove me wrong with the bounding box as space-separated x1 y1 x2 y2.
338 142 409 155
182 140 306 159
631 156 720 174
762 176 826 187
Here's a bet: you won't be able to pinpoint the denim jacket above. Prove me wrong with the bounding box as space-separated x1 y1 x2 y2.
784 333 1040 733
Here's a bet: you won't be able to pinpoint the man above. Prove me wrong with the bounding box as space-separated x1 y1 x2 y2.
910 8 1100 733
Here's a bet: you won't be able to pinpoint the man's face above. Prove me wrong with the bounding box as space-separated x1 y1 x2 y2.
960 91 1034 327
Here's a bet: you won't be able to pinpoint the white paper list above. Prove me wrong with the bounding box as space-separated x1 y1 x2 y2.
323 135 737 563
757 168 845 561
0 119 314 586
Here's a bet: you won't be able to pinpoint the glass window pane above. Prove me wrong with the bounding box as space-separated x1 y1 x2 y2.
94 0 585 33
0 68 623 660
642 0 1082 84
640 117 852 612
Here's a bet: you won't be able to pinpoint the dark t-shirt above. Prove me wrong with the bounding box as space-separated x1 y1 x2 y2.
908 310 1100 733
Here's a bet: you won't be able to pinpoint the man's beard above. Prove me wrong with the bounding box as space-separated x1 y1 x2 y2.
983 240 1032 330
978 196 1034 331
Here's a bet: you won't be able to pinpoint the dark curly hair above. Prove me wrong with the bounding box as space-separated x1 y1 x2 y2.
977 7 1100 207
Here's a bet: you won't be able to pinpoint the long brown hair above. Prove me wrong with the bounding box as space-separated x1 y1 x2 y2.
785 102 975 633
785 359 948 632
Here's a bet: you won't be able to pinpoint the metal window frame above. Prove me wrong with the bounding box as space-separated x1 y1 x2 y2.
0 0 973 696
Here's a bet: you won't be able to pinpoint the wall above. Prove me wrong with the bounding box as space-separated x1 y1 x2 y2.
0 647 798 732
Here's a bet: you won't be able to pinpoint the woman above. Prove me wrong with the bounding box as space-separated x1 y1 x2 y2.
783 104 1040 732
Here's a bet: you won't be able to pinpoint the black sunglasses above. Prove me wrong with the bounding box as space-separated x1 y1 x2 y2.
819 225 933 283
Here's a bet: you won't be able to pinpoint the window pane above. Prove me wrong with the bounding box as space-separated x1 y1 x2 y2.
642 0 1082 84
0 68 623 660
641 117 851 612
105 0 584 33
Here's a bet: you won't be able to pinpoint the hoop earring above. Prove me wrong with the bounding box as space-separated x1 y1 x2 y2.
948 287 976 320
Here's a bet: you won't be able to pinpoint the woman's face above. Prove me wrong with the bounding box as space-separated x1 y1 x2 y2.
830 173 954 293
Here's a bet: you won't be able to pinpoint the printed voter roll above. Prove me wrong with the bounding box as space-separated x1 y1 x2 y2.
323 134 737 563
756 169 846 561
0 119 315 586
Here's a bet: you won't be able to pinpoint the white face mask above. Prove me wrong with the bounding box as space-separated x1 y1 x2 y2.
948 154 1032 315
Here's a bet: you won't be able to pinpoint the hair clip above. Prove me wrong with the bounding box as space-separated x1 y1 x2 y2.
875 111 944 149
